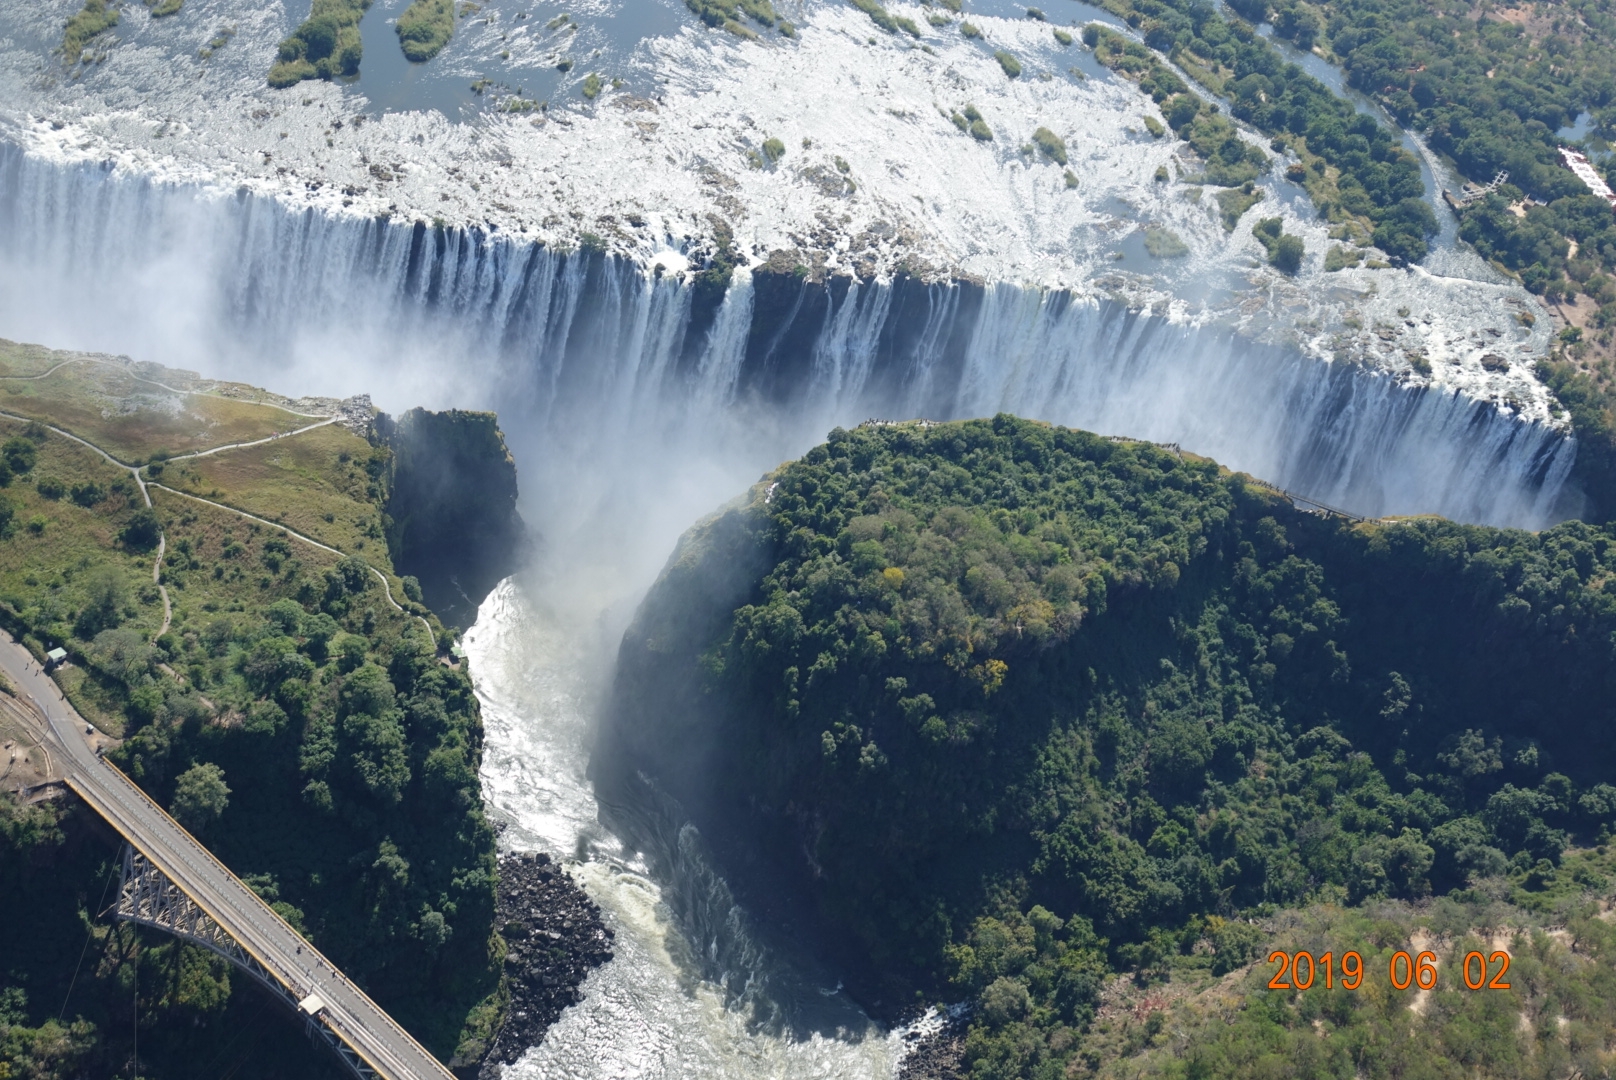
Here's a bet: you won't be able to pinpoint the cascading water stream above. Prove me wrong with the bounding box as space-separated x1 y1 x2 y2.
0 138 1583 1075
0 142 1577 531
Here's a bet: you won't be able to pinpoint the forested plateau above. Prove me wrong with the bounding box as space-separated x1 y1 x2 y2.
609 414 1616 1079
0 341 527 1079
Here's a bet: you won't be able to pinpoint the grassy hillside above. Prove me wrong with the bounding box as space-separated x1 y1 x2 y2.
610 414 1616 1079
0 340 501 1079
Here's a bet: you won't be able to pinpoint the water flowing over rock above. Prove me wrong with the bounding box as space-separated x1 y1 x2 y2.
0 142 1578 531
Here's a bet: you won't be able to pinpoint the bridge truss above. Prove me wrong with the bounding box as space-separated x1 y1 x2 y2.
112 844 381 1080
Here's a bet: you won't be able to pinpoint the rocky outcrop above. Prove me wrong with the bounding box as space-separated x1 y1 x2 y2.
374 408 529 627
897 1013 968 1080
472 851 613 1077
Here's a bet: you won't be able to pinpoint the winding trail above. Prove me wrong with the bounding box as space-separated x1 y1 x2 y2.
149 483 433 639
0 409 174 639
0 404 431 650
161 417 340 463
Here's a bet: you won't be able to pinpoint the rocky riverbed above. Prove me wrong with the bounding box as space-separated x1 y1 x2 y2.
896 1009 968 1080
475 851 615 1077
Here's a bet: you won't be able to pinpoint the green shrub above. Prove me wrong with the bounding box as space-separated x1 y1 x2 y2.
1026 6 1046 19
171 763 230 833
1064 169 1079 188
1251 216 1303 273
686 0 779 31
1143 114 1165 138
969 118 993 141
61 0 118 65
2 438 36 476
396 0 454 61
582 72 602 98
268 0 370 87
1324 244 1362 271
1031 126 1067 164
1270 234 1304 274
951 111 968 131
70 481 106 507
1053 27 1072 44
1154 163 1170 182
1143 225 1189 257
120 508 162 552
960 20 981 37
848 0 900 33
929 12 951 25
762 137 785 164
894 15 920 36
151 0 184 16
1213 185 1263 230
994 49 1021 77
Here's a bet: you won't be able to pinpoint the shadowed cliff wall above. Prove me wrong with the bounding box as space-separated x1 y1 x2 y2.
376 408 529 626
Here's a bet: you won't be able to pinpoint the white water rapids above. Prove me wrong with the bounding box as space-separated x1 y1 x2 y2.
467 577 913 1079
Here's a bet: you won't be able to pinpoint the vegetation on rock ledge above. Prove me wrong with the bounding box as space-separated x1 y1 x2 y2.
268 0 370 87
396 0 455 62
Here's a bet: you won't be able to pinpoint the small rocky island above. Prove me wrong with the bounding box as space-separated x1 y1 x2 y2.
473 851 614 1077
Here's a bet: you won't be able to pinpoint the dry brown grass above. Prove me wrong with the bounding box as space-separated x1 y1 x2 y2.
0 340 315 462
154 423 392 571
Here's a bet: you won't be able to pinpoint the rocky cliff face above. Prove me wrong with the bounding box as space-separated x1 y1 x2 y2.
375 408 529 626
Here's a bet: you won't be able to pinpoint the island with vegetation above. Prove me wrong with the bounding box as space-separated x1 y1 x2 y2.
0 339 556 1079
607 414 1616 1080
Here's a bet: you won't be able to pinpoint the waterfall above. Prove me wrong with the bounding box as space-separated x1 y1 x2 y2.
0 141 1578 536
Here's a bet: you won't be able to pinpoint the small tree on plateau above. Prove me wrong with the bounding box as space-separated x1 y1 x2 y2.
171 763 231 832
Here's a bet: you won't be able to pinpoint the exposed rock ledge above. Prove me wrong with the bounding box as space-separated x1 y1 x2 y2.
461 851 614 1078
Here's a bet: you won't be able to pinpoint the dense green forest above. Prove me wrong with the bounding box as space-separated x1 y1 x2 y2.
610 415 1616 1079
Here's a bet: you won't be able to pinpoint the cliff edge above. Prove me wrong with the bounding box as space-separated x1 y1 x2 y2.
376 408 529 627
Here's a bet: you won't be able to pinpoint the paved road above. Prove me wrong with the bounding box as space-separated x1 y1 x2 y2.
0 633 455 1080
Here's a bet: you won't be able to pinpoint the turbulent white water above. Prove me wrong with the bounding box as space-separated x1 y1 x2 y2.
467 579 911 1079
0 139 1579 529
